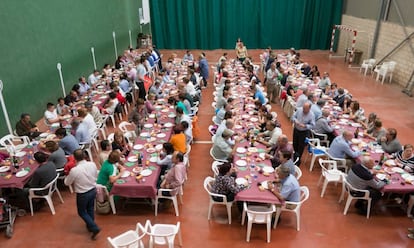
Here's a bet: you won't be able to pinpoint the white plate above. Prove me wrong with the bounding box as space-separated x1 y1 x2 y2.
261 181 270 189
0 166 10 172
15 170 29 178
375 148 384 153
384 160 396 166
97 85 105 89
164 122 173 128
351 123 362 128
39 133 49 138
376 173 386 180
168 114 176 118
156 133 166 138
148 114 156 118
351 138 361 144
242 114 250 119
133 144 144 150
341 114 350 118
149 157 158 163
235 160 247 167
161 109 169 113
51 123 60 128
235 177 248 186
234 125 243 129
144 123 153 128
247 147 258 153
132 167 142 174
140 132 150 138
147 148 156 153
250 117 259 122
236 147 246 153
99 96 107 99
94 100 102 105
401 174 411 180
121 171 131 178
339 119 348 123
128 156 138 162
335 126 341 130
15 151 26 157
155 144 163 151
262 166 275 173
392 167 404 173
140 169 152 176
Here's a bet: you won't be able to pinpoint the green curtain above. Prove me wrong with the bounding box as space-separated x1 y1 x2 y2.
150 0 343 49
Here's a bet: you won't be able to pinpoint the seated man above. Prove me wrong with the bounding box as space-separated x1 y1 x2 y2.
257 121 282 148
55 127 80 155
378 128 402 154
267 164 300 202
211 129 240 161
313 109 336 144
78 76 90 96
64 90 78 106
15 113 41 140
364 119 386 141
328 130 360 169
88 70 100 86
278 150 296 175
44 103 62 124
71 119 91 144
266 134 294 168
26 152 57 195
346 156 385 215
250 84 266 105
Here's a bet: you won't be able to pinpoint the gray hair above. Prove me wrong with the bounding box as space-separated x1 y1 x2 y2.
278 164 291 177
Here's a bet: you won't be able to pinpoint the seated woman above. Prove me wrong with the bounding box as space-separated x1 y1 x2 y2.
362 112 377 131
211 162 242 202
97 150 126 191
102 92 119 115
344 100 365 123
364 119 386 141
169 124 187 154
44 140 67 170
157 142 175 175
145 93 156 114
159 152 187 196
394 144 414 173
111 131 131 157
128 98 148 136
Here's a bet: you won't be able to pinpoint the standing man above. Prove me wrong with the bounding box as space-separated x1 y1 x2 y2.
135 55 147 100
198 53 209 88
64 149 100 240
266 62 279 103
291 102 315 165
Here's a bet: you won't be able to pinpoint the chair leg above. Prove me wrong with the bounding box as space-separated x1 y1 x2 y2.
366 199 372 219
172 197 179 216
241 209 246 225
154 197 159 216
55 188 64 203
407 195 414 217
343 196 353 215
246 220 252 242
309 154 316 171
321 180 329 198
29 197 34 216
207 202 212 220
45 197 56 215
273 208 281 229
109 195 116 214
296 211 300 231
267 220 271 242
226 204 232 224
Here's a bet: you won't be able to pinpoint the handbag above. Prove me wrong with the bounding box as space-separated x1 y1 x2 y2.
96 200 111 214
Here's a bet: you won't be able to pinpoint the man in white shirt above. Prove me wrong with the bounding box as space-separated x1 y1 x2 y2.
72 119 91 144
257 121 282 147
135 56 147 100
77 108 97 137
64 149 100 240
87 70 100 86
78 76 90 96
44 102 61 124
266 63 280 103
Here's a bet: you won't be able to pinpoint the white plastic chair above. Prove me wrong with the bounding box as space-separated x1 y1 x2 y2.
211 161 223 177
144 220 182 248
96 184 116 214
295 166 302 180
360 58 376 76
203 176 233 224
107 222 146 248
107 133 115 143
28 174 64 216
209 147 228 163
317 159 344 198
342 175 372 219
241 202 276 243
0 134 30 152
155 188 181 217
274 186 310 231
311 129 330 147
305 138 327 172
373 61 397 84
326 150 348 173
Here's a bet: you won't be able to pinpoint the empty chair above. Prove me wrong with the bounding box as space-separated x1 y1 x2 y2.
310 129 330 147
203 176 233 224
0 134 30 152
373 61 397 84
326 150 348 173
241 202 276 243
96 184 116 214
107 222 146 248
304 138 327 172
274 186 310 231
342 175 372 219
28 175 64 216
118 121 136 142
318 159 344 198
360 58 376 76
144 220 182 248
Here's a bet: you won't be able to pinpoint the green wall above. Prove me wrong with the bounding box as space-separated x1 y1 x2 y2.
0 0 142 136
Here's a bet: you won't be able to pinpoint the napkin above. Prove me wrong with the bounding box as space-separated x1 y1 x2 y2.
237 166 247 171
116 179 126 184
125 162 135 167
148 166 157 171
24 167 31 171
132 151 140 155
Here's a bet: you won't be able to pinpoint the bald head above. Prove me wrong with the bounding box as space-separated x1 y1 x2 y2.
322 109 330 117
342 130 353 141
277 134 289 146
302 102 311 114
361 156 374 169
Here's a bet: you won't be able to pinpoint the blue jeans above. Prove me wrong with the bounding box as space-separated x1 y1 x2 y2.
76 188 99 233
